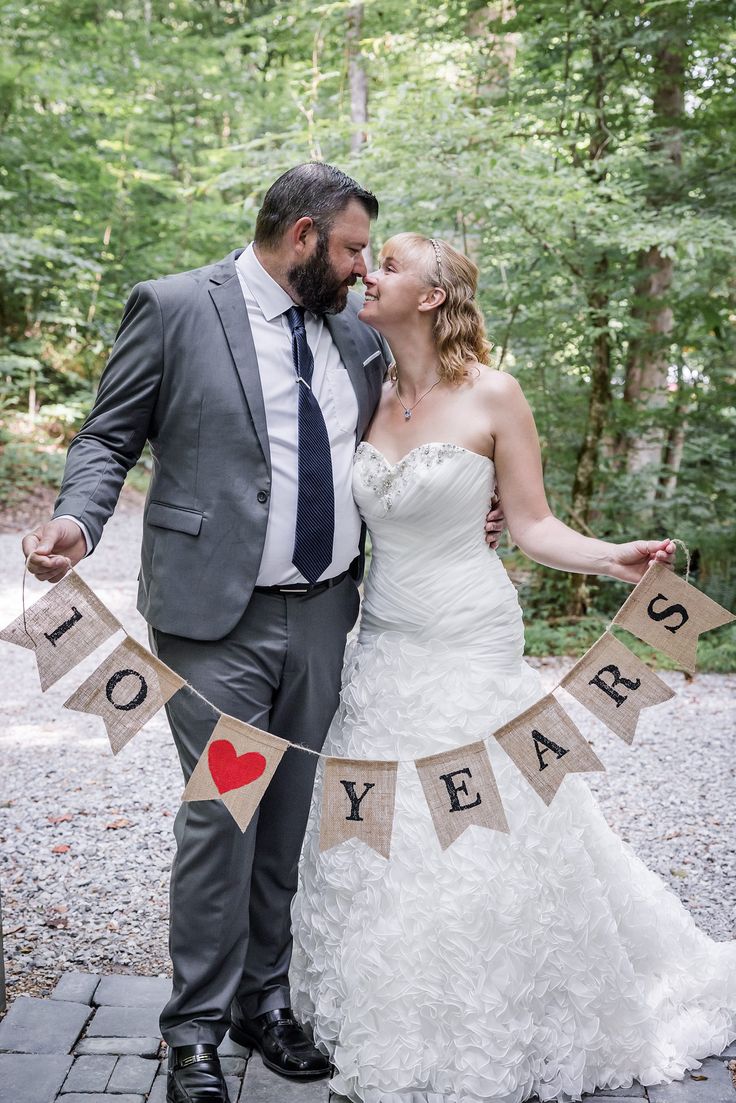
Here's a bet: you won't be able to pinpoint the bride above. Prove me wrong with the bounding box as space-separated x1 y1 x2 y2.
289 233 736 1103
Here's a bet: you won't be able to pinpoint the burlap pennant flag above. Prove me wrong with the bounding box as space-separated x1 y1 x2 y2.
319 758 398 858
415 740 508 850
561 631 675 745
183 714 287 832
0 571 121 691
63 637 185 754
494 695 604 805
613 562 734 674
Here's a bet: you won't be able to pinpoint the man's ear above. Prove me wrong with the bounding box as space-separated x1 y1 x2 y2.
290 216 316 254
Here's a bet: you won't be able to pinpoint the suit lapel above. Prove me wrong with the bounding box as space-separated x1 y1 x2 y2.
209 267 271 473
325 311 372 441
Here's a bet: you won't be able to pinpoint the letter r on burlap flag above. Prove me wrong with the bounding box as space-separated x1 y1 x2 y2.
64 637 185 755
561 631 674 745
183 714 287 832
319 758 398 858
494 695 604 806
415 740 508 850
613 561 734 674
0 571 121 690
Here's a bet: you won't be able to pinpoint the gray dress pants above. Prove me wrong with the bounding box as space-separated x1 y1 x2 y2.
150 575 360 1046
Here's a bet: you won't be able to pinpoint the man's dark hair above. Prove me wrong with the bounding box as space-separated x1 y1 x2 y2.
254 162 379 247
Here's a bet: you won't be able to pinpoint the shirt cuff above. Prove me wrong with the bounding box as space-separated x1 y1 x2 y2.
56 515 93 557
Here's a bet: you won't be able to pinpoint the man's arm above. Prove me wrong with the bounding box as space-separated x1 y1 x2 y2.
22 280 164 582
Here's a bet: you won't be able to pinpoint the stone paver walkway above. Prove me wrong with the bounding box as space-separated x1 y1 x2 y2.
0 973 733 1103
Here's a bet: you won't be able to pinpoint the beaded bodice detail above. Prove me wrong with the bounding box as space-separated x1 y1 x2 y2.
354 441 466 513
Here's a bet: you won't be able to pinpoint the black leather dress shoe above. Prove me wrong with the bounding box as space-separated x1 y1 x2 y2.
229 1006 331 1079
166 1044 230 1102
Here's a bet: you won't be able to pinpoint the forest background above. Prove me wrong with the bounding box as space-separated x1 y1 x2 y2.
1 0 734 669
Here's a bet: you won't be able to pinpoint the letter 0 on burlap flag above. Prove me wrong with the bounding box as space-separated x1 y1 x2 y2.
183 714 288 832
613 561 734 674
494 695 604 805
0 571 121 690
561 631 674 745
64 637 186 755
415 740 508 850
319 758 398 858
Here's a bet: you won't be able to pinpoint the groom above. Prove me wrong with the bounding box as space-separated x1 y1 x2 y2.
23 163 505 1103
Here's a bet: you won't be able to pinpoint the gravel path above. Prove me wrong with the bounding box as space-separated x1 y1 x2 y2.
1 494 734 1011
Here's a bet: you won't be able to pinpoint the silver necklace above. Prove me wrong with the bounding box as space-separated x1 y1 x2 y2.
395 376 441 421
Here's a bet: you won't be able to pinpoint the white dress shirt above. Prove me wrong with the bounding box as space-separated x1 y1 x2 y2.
236 244 361 585
64 245 363 583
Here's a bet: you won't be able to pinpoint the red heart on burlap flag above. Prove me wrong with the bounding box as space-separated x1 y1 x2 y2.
208 740 267 794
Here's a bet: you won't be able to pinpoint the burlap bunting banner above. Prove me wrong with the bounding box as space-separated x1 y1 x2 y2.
63 637 186 755
319 758 398 858
613 561 734 674
0 571 121 690
182 714 287 832
415 741 508 849
494 695 604 805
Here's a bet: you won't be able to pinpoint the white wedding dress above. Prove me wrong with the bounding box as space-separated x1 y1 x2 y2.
290 442 736 1103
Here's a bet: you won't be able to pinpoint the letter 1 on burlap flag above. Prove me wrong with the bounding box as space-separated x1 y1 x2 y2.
494 695 604 806
183 714 288 832
0 571 121 691
63 636 186 754
415 741 508 850
613 561 734 674
319 758 398 859
561 631 675 745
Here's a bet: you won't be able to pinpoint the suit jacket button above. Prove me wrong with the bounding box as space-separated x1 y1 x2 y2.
257 490 269 503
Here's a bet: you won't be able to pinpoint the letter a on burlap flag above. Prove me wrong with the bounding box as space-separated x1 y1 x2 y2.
613 562 734 674
64 637 185 755
0 571 121 690
494 695 604 806
415 741 508 850
319 758 398 858
561 631 675 745
183 714 287 832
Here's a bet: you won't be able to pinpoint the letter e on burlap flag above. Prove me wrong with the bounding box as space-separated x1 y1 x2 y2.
183 714 287 832
494 695 604 806
0 571 121 690
319 758 398 858
415 741 508 850
561 632 674 745
64 637 185 754
613 562 734 674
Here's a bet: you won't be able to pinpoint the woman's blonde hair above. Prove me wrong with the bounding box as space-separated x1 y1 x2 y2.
381 232 492 385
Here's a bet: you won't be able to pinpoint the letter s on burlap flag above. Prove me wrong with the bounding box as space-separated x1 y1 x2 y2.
415 741 509 850
183 714 287 832
64 637 185 755
319 758 398 858
561 631 675 745
613 562 734 674
0 571 121 691
494 695 604 806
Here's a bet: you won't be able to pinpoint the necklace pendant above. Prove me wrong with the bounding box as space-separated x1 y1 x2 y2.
403 409 412 421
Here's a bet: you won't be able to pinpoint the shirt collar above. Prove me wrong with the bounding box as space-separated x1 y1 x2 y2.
236 242 296 323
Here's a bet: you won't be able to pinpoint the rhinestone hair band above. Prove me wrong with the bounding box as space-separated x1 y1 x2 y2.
430 237 443 286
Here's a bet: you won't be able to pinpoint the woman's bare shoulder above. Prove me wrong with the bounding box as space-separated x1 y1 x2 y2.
467 363 524 402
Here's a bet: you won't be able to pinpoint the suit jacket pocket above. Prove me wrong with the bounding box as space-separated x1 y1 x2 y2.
146 501 203 536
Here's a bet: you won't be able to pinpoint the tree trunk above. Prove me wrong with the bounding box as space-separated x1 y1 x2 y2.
346 4 368 155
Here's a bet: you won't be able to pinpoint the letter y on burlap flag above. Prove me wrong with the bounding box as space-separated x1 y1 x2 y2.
183 714 288 832
319 758 398 858
0 572 121 690
494 695 604 805
64 637 185 754
613 562 734 674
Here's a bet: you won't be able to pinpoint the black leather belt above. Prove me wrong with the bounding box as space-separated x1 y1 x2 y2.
253 570 350 596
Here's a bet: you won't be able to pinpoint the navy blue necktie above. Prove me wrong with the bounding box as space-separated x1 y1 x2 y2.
284 305 335 583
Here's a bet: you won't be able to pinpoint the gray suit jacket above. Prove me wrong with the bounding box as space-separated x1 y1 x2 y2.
54 249 389 640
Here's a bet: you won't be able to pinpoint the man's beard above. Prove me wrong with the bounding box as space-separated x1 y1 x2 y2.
287 233 355 315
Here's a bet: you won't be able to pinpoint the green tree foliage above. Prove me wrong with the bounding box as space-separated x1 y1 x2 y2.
1 0 733 645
